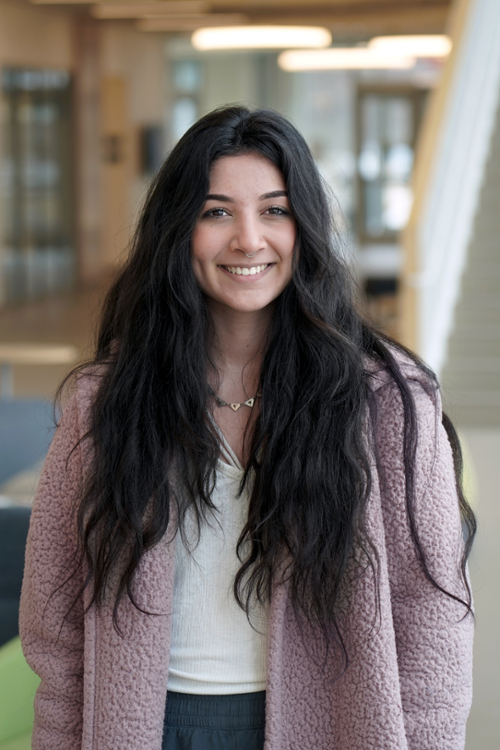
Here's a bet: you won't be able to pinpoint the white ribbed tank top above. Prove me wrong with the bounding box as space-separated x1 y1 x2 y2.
167 429 268 694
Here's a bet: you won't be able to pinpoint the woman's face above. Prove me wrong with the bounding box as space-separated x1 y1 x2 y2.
191 153 296 315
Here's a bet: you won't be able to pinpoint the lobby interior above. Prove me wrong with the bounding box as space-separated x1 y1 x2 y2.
0 1 499 747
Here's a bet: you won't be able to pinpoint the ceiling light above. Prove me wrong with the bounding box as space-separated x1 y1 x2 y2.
369 35 452 57
91 2 208 19
191 26 332 51
278 48 416 71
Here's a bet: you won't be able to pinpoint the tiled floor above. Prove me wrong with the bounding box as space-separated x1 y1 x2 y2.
0 289 498 746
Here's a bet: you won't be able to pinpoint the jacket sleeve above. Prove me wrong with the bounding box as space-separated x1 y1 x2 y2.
19 390 85 750
374 376 474 750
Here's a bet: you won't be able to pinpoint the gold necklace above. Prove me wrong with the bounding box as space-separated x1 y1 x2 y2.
214 391 261 412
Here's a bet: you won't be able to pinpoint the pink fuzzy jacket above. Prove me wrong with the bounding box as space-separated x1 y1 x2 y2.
19 358 473 750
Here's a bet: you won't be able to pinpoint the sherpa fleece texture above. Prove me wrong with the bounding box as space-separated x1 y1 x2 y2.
19 357 473 750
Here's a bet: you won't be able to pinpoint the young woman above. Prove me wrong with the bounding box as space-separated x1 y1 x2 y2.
20 106 475 750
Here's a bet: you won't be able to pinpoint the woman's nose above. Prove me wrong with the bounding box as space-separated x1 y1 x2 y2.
230 216 265 256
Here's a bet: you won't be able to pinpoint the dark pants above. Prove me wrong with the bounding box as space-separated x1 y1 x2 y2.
0 506 31 647
162 691 266 750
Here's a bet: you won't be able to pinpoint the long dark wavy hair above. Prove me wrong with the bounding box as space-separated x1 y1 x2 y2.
65 105 475 657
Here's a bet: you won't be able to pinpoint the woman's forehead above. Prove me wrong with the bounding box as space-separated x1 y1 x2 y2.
207 153 286 196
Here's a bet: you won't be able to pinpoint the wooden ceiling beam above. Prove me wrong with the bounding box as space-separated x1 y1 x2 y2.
212 0 449 7
138 8 448 36
28 0 450 35
226 7 450 37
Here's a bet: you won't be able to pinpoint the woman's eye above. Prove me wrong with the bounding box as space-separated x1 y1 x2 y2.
204 208 229 218
265 205 289 216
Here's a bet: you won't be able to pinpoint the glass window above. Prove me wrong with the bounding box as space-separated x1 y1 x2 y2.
1 67 74 304
171 97 198 142
173 60 202 94
356 87 427 242
169 59 203 145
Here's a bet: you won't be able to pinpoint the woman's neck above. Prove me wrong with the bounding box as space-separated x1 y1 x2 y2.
207 302 272 398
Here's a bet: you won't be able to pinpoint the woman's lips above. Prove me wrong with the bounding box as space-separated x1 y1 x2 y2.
219 263 274 278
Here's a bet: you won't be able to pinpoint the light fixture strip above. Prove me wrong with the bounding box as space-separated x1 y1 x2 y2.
278 48 416 71
369 35 452 57
191 26 332 51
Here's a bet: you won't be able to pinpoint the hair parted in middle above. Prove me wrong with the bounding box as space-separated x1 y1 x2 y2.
66 105 475 669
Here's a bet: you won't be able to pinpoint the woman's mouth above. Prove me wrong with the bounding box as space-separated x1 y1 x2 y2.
220 263 272 276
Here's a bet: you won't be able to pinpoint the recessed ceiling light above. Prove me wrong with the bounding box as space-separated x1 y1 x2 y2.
369 35 452 57
191 26 332 51
278 48 416 71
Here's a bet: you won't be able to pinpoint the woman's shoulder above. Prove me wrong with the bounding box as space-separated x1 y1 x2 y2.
364 343 442 434
365 343 437 397
58 364 106 434
75 364 104 400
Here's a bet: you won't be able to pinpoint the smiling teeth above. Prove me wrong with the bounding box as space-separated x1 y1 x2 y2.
225 264 269 276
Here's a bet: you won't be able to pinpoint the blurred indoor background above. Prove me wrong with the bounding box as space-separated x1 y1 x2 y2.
0 0 498 747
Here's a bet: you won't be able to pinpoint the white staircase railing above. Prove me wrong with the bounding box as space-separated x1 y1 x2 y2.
403 0 500 374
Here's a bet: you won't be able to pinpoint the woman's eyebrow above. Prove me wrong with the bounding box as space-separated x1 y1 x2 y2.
205 190 288 202
205 193 233 202
260 190 288 200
